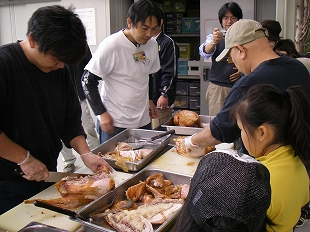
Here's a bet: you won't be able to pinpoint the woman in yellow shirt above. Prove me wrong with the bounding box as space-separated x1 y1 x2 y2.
231 84 310 231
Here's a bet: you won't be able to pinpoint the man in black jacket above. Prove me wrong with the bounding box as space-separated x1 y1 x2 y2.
150 20 180 129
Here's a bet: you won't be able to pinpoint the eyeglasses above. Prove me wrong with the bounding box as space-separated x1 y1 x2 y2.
222 16 238 21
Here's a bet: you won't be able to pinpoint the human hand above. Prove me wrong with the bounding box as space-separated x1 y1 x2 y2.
19 153 49 182
99 112 114 134
157 96 169 109
229 67 240 82
81 152 115 174
149 100 158 119
211 28 224 44
175 135 210 158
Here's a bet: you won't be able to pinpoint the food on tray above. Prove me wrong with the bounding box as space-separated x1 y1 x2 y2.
99 149 153 162
105 212 153 232
174 136 215 158
105 198 184 231
173 110 204 127
24 170 115 209
93 173 190 231
98 142 153 172
115 142 133 151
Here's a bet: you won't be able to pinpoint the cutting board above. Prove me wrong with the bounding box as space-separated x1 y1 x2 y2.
149 143 234 176
148 147 200 176
0 186 80 232
0 171 133 232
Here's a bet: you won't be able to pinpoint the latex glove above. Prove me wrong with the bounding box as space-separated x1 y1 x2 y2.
81 152 115 174
19 152 49 182
175 135 208 158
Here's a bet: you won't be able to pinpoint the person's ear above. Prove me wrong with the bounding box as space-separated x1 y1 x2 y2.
235 44 247 59
28 33 36 48
256 124 273 143
127 18 132 29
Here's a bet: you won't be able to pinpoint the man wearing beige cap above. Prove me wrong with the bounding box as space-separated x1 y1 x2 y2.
175 20 310 230
176 19 310 157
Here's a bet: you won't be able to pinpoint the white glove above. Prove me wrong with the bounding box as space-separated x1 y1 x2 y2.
184 135 207 158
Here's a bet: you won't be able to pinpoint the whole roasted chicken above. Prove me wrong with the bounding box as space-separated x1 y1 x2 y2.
173 110 204 127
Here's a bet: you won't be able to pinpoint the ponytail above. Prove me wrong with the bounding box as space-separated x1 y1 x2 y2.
285 87 310 162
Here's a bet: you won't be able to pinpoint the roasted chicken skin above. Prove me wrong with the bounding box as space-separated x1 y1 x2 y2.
24 170 115 209
173 110 204 127
174 136 215 158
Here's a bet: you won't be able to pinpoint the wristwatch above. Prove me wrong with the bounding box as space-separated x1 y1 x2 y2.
161 92 168 98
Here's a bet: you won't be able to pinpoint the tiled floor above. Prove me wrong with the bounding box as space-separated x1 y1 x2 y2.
56 152 310 231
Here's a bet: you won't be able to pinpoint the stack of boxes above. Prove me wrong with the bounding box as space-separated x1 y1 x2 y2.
174 81 201 112
163 0 200 113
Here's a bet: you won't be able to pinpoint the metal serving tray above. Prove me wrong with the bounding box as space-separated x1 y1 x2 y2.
92 129 171 171
19 222 69 232
71 168 192 232
161 115 215 135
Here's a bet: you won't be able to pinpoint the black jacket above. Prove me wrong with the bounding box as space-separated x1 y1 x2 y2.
69 46 92 101
150 32 180 106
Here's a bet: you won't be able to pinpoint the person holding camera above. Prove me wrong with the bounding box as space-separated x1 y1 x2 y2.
199 2 243 116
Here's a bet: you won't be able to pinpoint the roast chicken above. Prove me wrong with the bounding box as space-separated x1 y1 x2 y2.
24 170 115 209
91 173 190 232
174 136 215 158
173 110 204 127
98 142 153 172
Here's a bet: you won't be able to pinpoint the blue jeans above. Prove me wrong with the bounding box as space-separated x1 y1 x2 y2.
0 179 53 214
96 120 152 144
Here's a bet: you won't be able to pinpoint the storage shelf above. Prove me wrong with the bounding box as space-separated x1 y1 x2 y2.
168 33 200 37
178 75 200 80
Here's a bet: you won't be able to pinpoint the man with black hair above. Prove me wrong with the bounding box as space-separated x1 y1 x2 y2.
0 5 113 214
82 0 163 143
199 2 243 116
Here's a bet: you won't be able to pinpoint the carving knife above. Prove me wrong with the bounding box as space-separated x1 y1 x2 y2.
14 167 91 182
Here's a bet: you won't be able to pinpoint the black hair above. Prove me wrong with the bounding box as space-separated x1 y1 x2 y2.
218 2 243 27
231 84 310 163
27 5 87 65
127 0 163 28
274 39 300 58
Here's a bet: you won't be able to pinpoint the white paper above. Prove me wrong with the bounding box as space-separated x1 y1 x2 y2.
76 8 96 45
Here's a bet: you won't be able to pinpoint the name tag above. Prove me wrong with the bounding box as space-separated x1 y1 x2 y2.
132 50 146 62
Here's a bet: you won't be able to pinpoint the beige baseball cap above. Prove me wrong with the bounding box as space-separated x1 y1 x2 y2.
216 19 269 62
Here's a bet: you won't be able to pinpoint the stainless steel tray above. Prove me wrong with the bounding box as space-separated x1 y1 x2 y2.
19 221 69 232
71 168 192 232
161 115 215 135
92 129 171 171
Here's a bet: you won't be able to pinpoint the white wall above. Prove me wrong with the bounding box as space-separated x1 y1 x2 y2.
0 0 111 52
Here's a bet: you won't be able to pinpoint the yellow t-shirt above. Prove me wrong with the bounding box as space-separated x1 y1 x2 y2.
257 145 309 232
